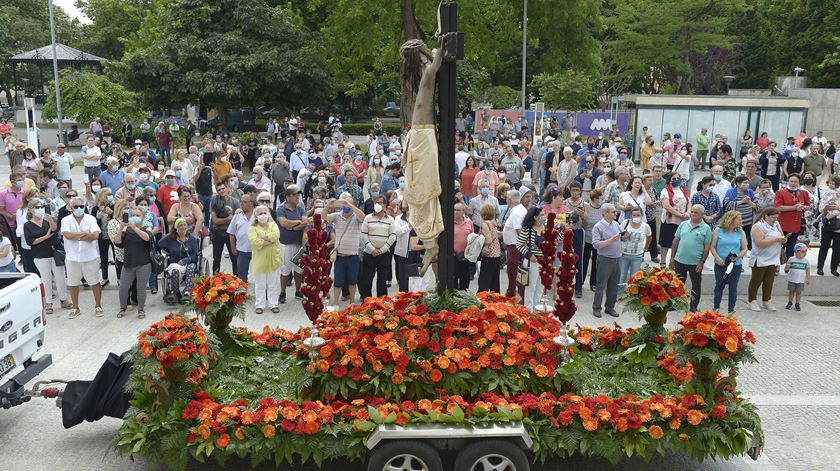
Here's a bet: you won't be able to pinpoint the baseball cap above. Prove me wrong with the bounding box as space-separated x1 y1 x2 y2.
164 170 176 177
134 139 142 145
795 243 808 252
284 186 302 198
674 133 682 139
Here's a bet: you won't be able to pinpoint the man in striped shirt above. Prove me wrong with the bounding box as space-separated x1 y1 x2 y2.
360 196 396 299
323 192 365 304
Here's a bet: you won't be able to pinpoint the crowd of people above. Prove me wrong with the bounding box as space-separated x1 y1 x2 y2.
1 113 839 319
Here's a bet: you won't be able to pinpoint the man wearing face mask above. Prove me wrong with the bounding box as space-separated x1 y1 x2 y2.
277 186 308 303
669 204 712 312
212 151 233 186
157 170 181 216
227 193 254 282
774 173 810 262
360 196 396 299
502 188 532 298
289 143 309 181
322 193 365 304
100 157 125 194
710 165 732 204
467 179 500 230
247 166 271 192
61 197 104 318
802 142 827 180
0 173 25 249
363 183 381 215
115 174 139 202
337 169 364 207
380 163 401 193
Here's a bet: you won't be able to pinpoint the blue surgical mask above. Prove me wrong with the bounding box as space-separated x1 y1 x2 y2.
399 182 406 189
107 195 114 203
73 207 85 217
370 191 380 198
671 179 682 187
126 183 136 190
713 174 722 181
15 181 24 189
130 215 142 225
342 206 351 214
148 196 156 203
480 187 490 196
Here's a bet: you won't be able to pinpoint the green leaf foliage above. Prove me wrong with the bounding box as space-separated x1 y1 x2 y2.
41 70 144 126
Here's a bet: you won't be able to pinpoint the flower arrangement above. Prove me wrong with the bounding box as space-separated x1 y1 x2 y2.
554 228 578 324
623 266 690 325
137 313 220 383
306 291 563 399
537 212 560 298
299 213 333 323
188 272 249 331
673 310 757 380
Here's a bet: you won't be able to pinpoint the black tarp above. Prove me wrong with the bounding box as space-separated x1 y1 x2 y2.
61 351 133 429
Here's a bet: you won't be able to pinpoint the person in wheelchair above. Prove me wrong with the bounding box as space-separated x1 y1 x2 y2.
158 217 199 305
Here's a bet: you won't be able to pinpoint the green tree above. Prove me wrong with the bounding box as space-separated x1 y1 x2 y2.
484 85 520 109
117 0 333 115
530 71 594 111
74 0 151 60
42 69 144 125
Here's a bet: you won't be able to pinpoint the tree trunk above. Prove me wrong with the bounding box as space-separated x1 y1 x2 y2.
400 0 426 128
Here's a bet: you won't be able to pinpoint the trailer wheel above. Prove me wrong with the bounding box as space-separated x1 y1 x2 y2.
367 440 443 471
453 439 530 471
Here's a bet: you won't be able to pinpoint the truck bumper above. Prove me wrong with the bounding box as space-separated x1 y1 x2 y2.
1 354 52 408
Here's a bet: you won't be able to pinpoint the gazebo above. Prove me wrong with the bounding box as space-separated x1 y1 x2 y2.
7 43 106 105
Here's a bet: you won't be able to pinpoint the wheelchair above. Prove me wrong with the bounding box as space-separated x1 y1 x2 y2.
159 238 210 306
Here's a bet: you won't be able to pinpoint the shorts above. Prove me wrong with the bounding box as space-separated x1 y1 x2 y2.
67 259 101 286
333 255 360 288
787 281 805 293
280 243 301 276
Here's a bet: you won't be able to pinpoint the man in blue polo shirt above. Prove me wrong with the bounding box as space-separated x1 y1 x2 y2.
669 204 712 312
99 157 125 194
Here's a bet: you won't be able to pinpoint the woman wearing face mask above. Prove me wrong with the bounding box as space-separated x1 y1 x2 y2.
86 177 104 208
90 188 115 285
618 176 650 223
618 207 652 291
113 205 152 318
15 188 41 275
758 141 783 191
754 179 775 212
25 199 70 313
159 218 199 304
212 152 233 186
659 172 690 267
459 156 480 198
167 186 203 239
365 155 385 193
723 175 757 249
516 206 547 311
248 205 281 314
691 176 722 229
352 153 367 184
817 176 840 276
801 172 821 244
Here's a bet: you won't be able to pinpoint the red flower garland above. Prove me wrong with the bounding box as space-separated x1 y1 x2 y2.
554 228 578 323
537 213 560 295
299 213 333 323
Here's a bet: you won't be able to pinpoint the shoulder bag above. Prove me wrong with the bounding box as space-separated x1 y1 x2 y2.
517 228 532 286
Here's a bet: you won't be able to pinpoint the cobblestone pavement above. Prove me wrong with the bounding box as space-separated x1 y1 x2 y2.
2 169 840 471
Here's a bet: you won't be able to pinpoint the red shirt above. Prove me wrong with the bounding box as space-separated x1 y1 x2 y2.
157 183 180 216
453 217 474 253
774 188 810 233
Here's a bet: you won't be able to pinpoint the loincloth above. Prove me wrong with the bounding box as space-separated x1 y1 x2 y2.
404 126 443 241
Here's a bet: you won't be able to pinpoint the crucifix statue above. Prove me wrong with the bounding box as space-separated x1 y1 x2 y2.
400 1 463 292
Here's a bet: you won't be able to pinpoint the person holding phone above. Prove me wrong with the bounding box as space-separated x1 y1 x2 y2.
113 205 152 319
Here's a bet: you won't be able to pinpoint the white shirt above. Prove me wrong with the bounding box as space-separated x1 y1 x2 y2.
226 211 253 252
455 151 470 173
247 176 271 191
0 237 13 267
83 145 102 168
712 179 732 204
61 213 101 262
290 151 309 172
502 204 528 246
393 215 411 258
15 208 30 249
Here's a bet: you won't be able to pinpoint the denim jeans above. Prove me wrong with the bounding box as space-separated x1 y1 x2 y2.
84 165 101 182
199 194 212 229
619 253 644 290
713 263 742 313
236 251 252 282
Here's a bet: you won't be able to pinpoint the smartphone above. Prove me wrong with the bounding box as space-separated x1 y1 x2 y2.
122 212 129 223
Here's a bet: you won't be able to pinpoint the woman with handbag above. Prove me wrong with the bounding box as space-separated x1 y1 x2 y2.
477 203 501 293
817 175 840 276
24 199 70 314
516 206 545 311
113 205 152 319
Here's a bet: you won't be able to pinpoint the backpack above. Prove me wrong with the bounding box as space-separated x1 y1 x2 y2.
464 232 486 263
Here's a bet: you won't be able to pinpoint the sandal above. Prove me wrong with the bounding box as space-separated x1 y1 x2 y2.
61 300 73 309
117 309 126 318
138 310 146 319
45 304 54 315
271 307 280 314
255 308 264 314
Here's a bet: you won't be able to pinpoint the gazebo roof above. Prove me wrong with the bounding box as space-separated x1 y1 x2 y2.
7 43 106 65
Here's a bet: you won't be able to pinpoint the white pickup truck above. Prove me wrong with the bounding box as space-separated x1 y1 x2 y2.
0 272 52 409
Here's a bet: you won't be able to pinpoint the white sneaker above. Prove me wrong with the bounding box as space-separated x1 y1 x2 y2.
762 301 777 312
748 300 761 312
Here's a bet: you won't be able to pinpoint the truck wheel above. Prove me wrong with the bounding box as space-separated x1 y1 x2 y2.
453 439 530 471
368 440 443 471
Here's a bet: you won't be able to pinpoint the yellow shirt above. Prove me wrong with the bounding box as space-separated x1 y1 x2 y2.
247 222 281 274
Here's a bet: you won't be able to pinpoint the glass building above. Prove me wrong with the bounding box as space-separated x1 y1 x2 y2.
627 95 809 156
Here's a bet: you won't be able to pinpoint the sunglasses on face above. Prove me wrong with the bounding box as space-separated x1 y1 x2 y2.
66 194 78 198
72 205 85 209
34 205 44 209
258 200 271 204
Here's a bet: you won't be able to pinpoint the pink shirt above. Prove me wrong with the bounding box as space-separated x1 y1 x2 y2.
453 217 474 253
0 188 23 228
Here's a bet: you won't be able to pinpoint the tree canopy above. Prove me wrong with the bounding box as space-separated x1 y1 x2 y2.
42 69 144 125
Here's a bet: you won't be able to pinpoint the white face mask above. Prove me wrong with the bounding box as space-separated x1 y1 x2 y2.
91 185 101 192
257 214 269 223
139 174 149 182
632 217 642 224
33 208 45 219
374 203 383 214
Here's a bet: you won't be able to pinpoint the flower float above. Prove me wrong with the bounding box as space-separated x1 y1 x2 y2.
187 272 249 333
673 310 757 380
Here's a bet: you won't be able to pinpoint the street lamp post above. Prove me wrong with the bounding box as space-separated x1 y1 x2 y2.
521 0 527 111
47 0 64 144
722 75 736 94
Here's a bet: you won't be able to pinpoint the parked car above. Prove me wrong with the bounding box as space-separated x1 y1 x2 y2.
381 101 401 118
0 272 51 409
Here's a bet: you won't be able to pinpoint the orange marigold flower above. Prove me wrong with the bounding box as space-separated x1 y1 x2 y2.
429 369 443 382
262 424 276 438
392 372 404 385
648 425 664 439
582 418 598 431
216 433 230 448
534 364 550 378
725 337 739 353
686 410 705 426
